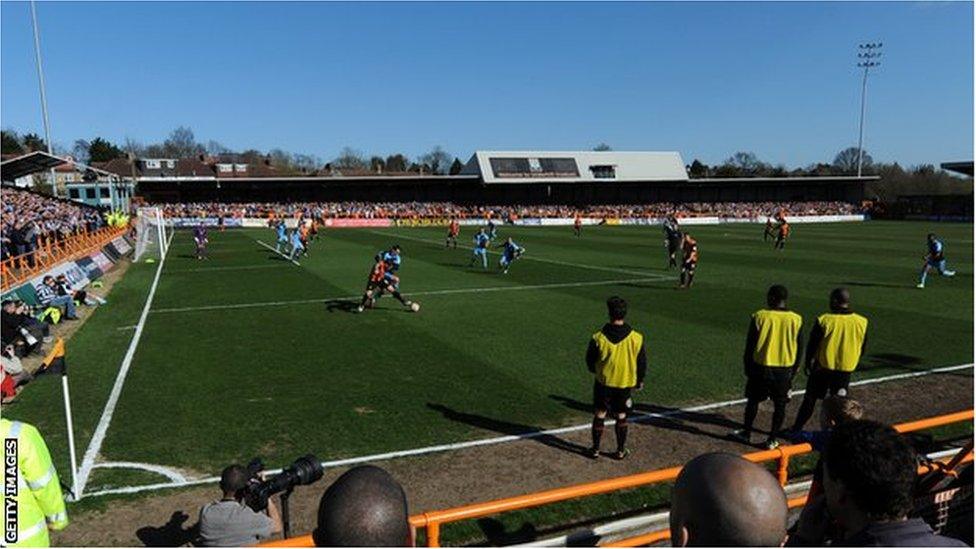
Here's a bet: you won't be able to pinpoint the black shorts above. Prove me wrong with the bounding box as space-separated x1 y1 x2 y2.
682 260 697 271
804 368 851 400
365 280 387 293
593 382 633 415
745 367 793 403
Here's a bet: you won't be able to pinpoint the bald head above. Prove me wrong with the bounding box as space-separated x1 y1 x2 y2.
670 453 787 547
830 288 851 311
313 466 410 547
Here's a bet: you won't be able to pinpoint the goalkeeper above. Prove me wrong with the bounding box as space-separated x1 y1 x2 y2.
498 237 525 274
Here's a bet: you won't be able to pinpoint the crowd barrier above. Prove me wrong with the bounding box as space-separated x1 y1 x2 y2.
0 226 130 292
261 409 973 548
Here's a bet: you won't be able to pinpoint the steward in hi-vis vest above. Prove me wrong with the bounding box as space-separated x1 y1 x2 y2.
1 418 69 547
790 288 868 432
731 285 803 450
585 296 647 461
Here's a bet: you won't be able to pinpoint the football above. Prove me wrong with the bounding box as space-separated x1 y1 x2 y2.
410 302 421 312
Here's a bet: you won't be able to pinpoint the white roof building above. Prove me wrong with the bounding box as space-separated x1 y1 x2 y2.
461 151 688 184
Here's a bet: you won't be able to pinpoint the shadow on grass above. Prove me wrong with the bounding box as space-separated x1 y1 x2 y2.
326 300 361 314
426 403 590 458
860 353 972 378
135 511 197 547
838 281 914 290
549 394 749 443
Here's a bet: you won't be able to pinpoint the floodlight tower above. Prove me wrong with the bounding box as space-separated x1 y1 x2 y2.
855 42 882 178
30 0 56 196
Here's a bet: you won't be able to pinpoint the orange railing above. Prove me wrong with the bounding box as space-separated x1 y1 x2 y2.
261 409 973 548
0 225 129 291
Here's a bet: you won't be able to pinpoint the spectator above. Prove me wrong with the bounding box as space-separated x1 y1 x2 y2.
1 187 106 263
670 452 788 546
586 296 647 460
54 274 106 306
1 299 51 354
197 464 283 547
312 465 411 547
793 420 966 546
34 276 79 320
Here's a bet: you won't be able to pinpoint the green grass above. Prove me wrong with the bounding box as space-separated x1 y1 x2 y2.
5 221 973 498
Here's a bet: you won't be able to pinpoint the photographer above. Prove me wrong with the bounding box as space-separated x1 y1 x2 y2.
197 465 283 547
1 299 50 355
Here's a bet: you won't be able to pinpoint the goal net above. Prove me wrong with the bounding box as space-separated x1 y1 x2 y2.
134 207 172 262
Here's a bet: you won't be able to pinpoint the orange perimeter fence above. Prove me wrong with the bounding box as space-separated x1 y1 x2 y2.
262 409 973 548
0 225 129 292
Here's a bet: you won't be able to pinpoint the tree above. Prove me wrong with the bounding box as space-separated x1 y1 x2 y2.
419 146 452 175
593 143 612 151
1 130 24 154
385 154 409 172
21 133 47 152
71 139 91 164
123 137 144 158
370 156 386 173
292 153 320 173
162 126 202 158
832 147 872 175
687 159 709 178
333 147 367 171
88 137 125 163
724 151 765 174
449 157 464 175
206 140 230 156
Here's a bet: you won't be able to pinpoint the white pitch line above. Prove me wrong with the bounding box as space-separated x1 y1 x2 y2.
368 230 666 279
255 239 301 266
76 231 175 496
148 277 667 315
79 362 973 499
91 461 187 483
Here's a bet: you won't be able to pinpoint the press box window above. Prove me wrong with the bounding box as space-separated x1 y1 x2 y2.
590 165 616 179
69 188 80 199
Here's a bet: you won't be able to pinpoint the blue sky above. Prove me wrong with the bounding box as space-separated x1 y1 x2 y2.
1 1 972 167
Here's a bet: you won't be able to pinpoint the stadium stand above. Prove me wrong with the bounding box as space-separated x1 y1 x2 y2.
149 200 859 221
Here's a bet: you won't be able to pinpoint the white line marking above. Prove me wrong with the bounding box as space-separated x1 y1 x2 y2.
115 325 137 332
166 263 290 274
369 230 665 278
76 231 174 496
80 362 973 499
148 277 668 314
255 239 301 266
91 461 187 483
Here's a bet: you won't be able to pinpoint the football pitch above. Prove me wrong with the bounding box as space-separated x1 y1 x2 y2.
8 221 974 497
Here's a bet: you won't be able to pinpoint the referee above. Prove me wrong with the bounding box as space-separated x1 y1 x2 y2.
586 296 647 460
731 285 802 450
789 287 868 432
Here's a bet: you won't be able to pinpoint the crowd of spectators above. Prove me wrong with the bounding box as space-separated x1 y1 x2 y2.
151 200 859 221
1 186 106 263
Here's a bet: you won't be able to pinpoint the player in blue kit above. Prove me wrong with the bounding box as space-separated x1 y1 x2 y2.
193 223 209 260
274 220 288 254
288 229 305 262
498 237 525 274
469 229 490 269
373 245 402 303
917 233 956 289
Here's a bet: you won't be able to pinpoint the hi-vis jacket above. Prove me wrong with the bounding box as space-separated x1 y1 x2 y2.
1 419 69 547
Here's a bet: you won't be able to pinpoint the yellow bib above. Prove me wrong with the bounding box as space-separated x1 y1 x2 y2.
751 309 803 367
592 330 643 388
816 313 868 372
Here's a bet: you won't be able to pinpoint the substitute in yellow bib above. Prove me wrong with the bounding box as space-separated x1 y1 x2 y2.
730 285 803 450
1 418 69 547
585 296 647 460
789 288 868 432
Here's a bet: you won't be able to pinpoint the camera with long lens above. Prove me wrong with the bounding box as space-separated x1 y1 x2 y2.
242 454 323 511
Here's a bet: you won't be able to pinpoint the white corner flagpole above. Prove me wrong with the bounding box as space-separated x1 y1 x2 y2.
61 374 80 500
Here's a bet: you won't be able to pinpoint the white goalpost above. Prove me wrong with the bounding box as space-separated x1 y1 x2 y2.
134 207 171 262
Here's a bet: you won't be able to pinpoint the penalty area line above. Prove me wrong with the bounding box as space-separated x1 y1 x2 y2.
255 239 301 266
80 362 973 499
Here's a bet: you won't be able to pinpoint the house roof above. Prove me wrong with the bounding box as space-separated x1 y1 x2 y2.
461 150 689 184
